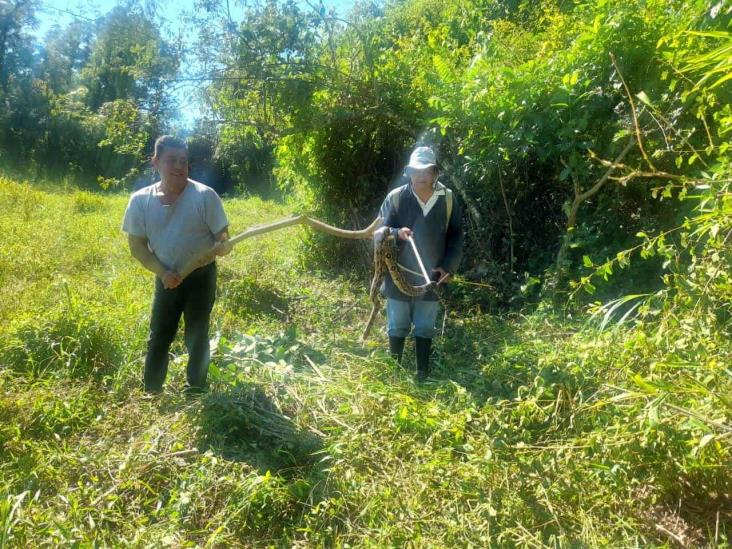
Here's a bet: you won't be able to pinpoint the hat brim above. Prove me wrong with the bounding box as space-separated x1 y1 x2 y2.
405 163 437 175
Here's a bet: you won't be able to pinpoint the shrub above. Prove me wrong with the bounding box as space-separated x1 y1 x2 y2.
2 306 122 379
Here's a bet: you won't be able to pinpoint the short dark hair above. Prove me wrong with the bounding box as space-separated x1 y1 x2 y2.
153 135 187 158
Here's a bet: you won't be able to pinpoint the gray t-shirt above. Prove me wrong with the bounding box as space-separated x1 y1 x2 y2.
122 179 229 272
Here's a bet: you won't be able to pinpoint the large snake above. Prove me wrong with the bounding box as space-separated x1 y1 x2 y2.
178 215 437 341
179 214 384 278
361 227 437 341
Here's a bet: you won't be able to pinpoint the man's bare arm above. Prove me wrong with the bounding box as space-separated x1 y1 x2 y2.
214 226 229 241
213 226 232 256
128 235 181 288
128 234 165 276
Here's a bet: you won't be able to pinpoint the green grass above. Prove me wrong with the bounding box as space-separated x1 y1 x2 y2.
0 175 730 547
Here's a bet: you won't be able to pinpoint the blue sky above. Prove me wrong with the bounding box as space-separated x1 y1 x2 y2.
34 0 362 127
35 0 362 37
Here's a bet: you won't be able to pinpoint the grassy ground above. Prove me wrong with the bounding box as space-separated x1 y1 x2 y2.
0 175 730 547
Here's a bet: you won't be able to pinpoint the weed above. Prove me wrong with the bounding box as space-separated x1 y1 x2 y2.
0 177 728 547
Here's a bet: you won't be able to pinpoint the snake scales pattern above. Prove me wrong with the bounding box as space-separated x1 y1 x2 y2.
362 227 439 340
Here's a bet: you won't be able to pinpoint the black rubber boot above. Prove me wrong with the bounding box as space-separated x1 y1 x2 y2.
415 337 432 382
389 336 406 363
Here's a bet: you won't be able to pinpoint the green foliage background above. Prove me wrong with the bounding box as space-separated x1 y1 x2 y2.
199 0 731 299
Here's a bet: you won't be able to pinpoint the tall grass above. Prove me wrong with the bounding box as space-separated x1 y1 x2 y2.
0 175 729 547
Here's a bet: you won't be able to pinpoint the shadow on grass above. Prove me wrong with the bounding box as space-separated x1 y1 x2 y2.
426 312 522 405
218 274 292 321
418 310 592 411
190 382 324 476
155 383 334 543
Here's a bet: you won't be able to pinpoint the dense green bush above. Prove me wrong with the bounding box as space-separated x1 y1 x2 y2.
201 0 725 300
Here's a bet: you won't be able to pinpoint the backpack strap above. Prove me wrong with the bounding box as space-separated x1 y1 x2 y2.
388 185 403 212
435 181 453 231
445 187 453 230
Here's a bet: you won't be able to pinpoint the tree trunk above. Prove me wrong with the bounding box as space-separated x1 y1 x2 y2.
548 141 634 295
498 168 515 272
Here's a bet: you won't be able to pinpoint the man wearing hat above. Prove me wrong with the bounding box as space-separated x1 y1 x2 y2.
378 146 464 381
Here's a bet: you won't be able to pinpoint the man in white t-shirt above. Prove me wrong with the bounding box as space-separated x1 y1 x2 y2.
122 135 232 393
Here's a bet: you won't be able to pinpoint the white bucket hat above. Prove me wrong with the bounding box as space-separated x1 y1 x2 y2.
404 146 437 175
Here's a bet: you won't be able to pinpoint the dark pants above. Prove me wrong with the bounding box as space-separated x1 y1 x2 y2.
144 262 217 392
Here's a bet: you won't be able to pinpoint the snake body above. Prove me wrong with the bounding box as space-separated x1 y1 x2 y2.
179 215 384 278
362 227 436 340
176 214 438 342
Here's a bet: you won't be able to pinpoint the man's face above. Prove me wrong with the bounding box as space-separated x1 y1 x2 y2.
153 147 188 187
409 166 436 187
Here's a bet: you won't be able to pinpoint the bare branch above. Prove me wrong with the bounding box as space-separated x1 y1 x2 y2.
559 156 581 197
589 150 685 182
575 140 636 200
610 52 657 171
551 141 634 285
497 168 515 271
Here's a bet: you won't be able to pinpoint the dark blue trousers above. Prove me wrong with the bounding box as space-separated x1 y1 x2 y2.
144 262 216 392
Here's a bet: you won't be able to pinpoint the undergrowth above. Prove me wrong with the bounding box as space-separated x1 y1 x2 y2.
0 175 729 547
